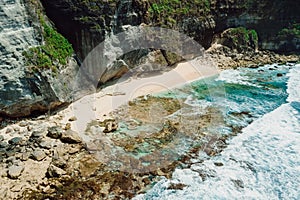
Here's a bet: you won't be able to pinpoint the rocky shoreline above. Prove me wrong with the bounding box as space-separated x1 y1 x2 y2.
0 49 298 199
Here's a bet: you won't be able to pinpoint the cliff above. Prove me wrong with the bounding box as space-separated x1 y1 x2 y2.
40 0 300 60
0 0 78 118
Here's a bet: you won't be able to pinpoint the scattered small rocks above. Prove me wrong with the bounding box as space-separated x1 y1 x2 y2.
8 165 24 179
60 130 82 144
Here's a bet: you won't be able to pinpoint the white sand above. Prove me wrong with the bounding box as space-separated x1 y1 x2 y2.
56 57 220 135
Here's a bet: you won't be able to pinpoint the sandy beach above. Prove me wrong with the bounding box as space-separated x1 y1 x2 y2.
57 57 220 137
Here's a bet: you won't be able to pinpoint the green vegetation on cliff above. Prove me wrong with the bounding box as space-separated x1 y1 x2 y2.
148 0 210 27
225 27 258 51
279 23 300 39
23 16 73 72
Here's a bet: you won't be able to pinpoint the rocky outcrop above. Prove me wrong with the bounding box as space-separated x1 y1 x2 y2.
0 0 78 118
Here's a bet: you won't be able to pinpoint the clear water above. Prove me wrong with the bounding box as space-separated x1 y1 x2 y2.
134 64 300 200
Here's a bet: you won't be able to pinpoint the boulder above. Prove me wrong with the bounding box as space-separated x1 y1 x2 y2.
31 150 47 161
8 165 24 179
8 137 25 146
60 130 82 144
103 120 118 133
47 126 63 139
46 164 66 178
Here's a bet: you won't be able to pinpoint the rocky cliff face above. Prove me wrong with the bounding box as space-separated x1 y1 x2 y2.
40 0 300 59
0 0 77 118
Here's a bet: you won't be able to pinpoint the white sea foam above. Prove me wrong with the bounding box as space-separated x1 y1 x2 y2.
216 69 259 87
287 64 300 103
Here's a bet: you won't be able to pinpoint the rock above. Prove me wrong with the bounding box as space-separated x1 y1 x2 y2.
31 130 46 138
21 152 31 161
167 183 187 190
214 162 224 166
99 60 129 84
0 135 4 141
277 73 283 77
103 120 118 133
46 164 66 178
39 140 52 149
47 126 62 139
5 127 13 134
52 157 67 169
8 137 25 146
68 116 77 121
13 126 20 132
19 121 28 127
31 150 47 161
8 165 24 179
60 130 82 144
0 141 8 149
64 123 71 130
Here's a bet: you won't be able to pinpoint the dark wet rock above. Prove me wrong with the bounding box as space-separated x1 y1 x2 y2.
31 150 47 161
8 137 25 146
68 116 77 121
46 164 66 178
60 130 82 144
214 162 224 166
103 120 118 133
167 183 187 190
232 179 244 189
0 135 4 142
0 142 7 149
8 165 24 179
277 73 283 77
47 126 63 139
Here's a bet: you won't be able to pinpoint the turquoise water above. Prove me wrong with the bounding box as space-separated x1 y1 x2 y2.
134 63 300 200
156 64 290 136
